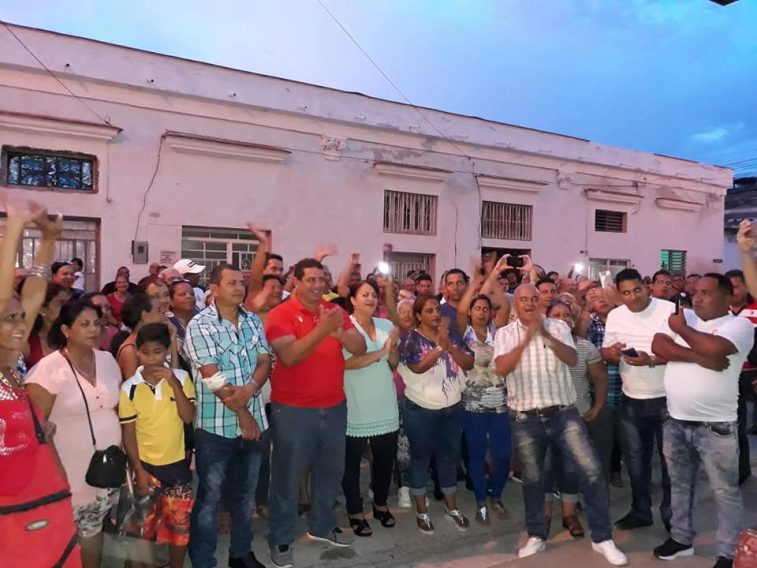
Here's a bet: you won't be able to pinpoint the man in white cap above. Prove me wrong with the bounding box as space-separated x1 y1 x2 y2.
174 258 207 308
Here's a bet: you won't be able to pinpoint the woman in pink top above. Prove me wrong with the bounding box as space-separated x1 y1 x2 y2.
27 299 122 568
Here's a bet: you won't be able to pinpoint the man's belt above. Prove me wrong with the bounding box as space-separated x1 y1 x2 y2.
520 404 572 417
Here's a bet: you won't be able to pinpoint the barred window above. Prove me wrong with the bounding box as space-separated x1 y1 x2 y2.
3 147 95 191
480 201 532 240
181 226 261 287
385 251 434 280
383 190 438 235
660 250 687 273
594 210 626 233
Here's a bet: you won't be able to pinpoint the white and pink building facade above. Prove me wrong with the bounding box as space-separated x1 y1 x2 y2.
0 24 732 288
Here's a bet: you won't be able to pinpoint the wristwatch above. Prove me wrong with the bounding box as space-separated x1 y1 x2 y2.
435 345 444 354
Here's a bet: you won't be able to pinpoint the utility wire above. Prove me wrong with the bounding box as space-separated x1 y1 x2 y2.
0 19 111 125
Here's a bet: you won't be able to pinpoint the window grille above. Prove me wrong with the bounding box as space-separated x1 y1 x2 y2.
594 210 626 233
480 201 532 240
383 190 438 235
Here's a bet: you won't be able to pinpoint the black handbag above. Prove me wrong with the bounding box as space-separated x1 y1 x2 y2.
63 351 127 489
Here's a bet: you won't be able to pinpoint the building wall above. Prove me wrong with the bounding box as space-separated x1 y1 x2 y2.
0 25 732 287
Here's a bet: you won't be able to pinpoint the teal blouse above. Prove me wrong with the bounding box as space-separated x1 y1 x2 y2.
343 317 400 437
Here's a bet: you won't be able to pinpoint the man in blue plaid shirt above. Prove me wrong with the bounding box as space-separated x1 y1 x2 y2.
184 263 271 568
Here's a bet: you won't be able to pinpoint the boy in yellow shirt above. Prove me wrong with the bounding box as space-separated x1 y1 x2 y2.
120 323 196 568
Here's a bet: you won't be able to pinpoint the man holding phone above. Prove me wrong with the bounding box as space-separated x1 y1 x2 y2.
601 268 674 531
651 273 753 567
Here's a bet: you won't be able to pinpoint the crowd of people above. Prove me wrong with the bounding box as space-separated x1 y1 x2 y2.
1 194 756 568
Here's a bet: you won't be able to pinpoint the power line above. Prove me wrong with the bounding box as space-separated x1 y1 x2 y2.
0 19 111 125
317 0 486 246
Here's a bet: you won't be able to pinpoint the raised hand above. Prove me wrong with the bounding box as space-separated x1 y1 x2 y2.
737 219 756 253
33 211 63 240
246 223 271 245
1 191 48 225
315 245 338 262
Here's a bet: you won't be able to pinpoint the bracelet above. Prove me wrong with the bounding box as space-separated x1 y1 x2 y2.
27 264 51 279
435 345 444 353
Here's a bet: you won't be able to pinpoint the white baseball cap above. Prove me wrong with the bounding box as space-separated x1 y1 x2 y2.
173 258 205 274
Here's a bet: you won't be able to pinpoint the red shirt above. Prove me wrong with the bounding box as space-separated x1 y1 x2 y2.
265 293 354 407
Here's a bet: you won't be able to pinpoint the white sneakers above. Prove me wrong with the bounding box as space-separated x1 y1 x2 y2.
397 486 412 509
518 537 627 566
592 540 628 566
518 537 546 558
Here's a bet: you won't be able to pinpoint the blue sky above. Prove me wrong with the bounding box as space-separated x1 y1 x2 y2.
2 0 756 176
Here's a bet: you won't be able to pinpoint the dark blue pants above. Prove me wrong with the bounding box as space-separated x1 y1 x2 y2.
462 410 512 502
189 429 265 567
267 402 347 546
617 394 671 525
403 399 463 496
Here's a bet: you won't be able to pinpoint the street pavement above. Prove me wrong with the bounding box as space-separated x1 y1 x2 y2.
104 434 757 567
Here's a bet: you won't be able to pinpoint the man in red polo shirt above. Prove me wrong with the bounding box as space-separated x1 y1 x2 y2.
265 258 366 568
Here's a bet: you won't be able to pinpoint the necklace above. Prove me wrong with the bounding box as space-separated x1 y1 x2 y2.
0 367 26 401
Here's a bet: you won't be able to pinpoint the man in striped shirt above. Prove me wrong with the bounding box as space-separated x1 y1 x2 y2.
184 263 271 568
494 284 627 566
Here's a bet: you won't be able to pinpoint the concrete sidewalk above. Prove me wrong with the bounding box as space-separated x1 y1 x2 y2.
104 436 757 567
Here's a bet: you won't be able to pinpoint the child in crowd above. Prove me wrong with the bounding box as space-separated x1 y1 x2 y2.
119 323 196 568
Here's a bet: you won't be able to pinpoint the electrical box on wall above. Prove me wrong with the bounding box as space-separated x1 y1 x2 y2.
132 241 148 264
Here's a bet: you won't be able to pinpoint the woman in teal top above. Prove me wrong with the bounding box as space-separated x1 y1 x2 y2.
341 280 400 537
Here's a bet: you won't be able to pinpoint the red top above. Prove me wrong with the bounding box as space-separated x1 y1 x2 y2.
0 384 42 496
107 292 126 323
26 332 44 369
265 293 354 407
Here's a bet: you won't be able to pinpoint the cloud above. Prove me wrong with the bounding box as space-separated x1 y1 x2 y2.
690 127 731 144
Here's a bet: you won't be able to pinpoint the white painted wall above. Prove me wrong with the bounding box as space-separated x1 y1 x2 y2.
0 24 732 286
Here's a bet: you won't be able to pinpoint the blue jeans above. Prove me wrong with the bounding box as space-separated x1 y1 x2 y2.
462 410 512 502
268 402 347 546
617 394 671 525
189 429 265 567
511 406 612 543
663 418 743 559
403 399 463 496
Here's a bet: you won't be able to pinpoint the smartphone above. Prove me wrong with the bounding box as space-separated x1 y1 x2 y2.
377 261 391 275
621 348 639 358
507 256 524 269
672 295 682 315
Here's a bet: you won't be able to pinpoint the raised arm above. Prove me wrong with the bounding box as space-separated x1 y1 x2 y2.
457 268 483 336
244 224 271 305
336 253 359 298
737 219 757 298
19 212 63 341
481 256 512 328
0 195 50 313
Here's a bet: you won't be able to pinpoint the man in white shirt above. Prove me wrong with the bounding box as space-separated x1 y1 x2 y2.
602 268 673 531
494 284 627 566
174 258 206 308
651 273 753 568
